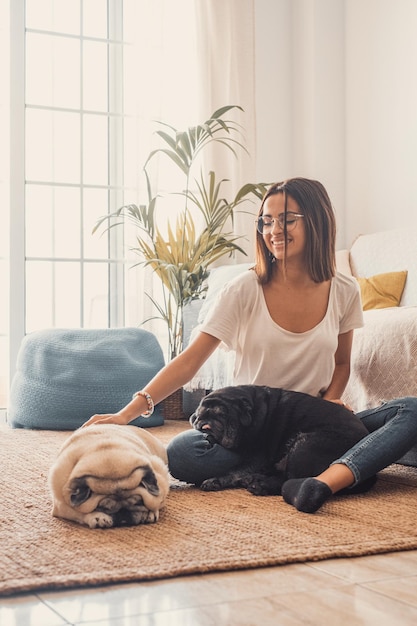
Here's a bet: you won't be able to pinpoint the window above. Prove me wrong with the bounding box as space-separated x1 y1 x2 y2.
5 0 199 407
21 0 129 336
0 0 10 408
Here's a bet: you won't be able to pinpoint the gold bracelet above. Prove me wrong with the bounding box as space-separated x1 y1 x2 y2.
132 390 155 418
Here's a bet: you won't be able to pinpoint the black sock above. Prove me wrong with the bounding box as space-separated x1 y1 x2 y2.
281 477 333 513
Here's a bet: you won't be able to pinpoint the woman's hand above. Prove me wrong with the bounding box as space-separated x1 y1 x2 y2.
82 412 132 428
325 398 354 412
82 332 220 429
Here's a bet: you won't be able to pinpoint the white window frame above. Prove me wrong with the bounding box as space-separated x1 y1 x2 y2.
9 0 130 386
9 0 26 386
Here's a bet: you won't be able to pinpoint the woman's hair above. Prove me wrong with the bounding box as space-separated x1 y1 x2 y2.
254 177 336 284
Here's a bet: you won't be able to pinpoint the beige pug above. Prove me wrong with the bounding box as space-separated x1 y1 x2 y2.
49 424 170 529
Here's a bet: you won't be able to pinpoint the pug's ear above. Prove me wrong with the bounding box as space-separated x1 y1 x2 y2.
69 477 92 506
140 466 160 496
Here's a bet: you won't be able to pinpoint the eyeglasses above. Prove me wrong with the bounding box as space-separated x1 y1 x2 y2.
256 213 304 235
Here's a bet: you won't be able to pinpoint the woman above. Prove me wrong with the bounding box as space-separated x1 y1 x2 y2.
84 178 417 513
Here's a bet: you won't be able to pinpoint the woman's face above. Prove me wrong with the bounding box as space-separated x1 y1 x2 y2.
261 193 306 262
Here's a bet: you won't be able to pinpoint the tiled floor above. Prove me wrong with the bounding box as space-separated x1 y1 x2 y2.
2 550 417 625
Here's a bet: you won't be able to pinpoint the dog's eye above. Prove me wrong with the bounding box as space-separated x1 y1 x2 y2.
70 482 92 506
140 466 160 496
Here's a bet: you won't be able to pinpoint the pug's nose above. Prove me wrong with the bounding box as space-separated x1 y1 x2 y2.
113 489 130 501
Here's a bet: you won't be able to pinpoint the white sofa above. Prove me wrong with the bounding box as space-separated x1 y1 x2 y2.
182 227 417 465
336 228 417 413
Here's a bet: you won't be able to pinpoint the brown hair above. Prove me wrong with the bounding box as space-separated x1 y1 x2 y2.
254 177 336 284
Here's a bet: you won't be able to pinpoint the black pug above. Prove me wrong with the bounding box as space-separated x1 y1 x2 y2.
190 385 376 510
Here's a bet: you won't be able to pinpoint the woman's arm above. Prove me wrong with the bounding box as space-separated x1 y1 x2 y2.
83 331 220 426
321 330 354 404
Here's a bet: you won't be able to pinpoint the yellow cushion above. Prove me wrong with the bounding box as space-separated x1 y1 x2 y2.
356 271 408 311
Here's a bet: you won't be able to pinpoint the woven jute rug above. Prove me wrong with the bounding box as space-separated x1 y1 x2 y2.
2 421 417 597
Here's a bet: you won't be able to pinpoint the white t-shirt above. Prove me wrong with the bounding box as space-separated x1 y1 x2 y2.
200 269 364 397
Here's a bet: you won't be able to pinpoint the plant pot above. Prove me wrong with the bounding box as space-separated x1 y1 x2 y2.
163 388 186 420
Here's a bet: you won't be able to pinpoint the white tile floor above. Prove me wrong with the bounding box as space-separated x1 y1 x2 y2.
2 550 417 625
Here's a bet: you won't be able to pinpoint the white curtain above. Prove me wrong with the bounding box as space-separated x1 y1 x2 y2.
123 0 201 342
126 0 257 255
195 0 257 261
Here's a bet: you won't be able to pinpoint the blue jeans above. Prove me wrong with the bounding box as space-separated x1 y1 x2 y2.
166 397 417 486
333 396 417 485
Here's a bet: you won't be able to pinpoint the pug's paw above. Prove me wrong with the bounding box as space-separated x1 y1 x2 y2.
85 512 114 529
247 481 270 496
132 508 159 525
247 474 284 496
199 477 223 491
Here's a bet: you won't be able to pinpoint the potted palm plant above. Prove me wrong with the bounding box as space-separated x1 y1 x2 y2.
96 105 269 358
95 105 269 415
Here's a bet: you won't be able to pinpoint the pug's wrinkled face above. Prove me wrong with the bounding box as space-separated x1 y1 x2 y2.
68 464 163 529
49 424 170 529
190 387 256 449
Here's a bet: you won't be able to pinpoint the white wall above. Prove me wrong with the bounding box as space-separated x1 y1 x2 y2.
345 0 417 244
254 0 293 182
254 0 417 248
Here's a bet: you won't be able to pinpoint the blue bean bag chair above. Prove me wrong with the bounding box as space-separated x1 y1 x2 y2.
8 328 165 430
